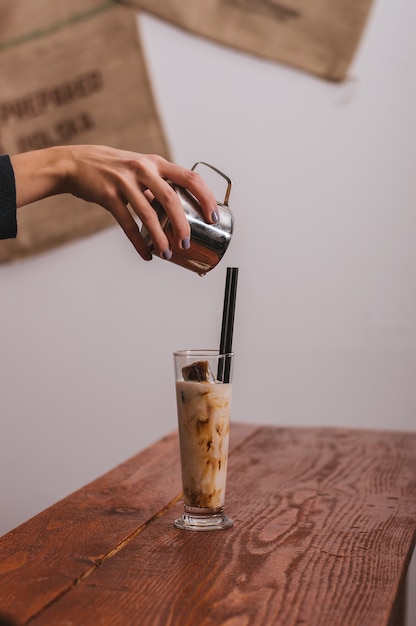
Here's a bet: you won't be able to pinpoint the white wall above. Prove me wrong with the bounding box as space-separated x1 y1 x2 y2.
1 2 415 619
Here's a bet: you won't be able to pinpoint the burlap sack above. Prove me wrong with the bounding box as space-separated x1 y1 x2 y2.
0 0 170 262
121 0 374 81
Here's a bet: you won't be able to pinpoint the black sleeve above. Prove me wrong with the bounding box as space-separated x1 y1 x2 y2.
0 155 17 239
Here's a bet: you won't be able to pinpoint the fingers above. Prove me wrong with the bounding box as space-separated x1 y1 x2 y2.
134 177 191 252
100 153 220 261
129 157 219 255
127 183 184 259
158 162 219 225
130 171 191 251
110 200 153 261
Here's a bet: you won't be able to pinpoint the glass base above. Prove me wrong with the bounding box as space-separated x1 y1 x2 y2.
174 505 234 531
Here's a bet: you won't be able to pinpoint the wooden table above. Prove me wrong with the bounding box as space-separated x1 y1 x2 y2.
0 424 415 626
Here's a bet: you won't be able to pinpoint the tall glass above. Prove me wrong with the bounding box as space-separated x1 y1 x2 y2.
173 349 234 531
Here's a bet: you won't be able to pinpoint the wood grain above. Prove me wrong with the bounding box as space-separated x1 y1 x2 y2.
0 422 260 623
2 426 413 626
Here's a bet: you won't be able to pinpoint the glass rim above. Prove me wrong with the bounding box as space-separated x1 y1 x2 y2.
173 349 234 358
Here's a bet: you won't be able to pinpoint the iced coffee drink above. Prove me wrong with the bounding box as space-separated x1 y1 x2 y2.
173 351 234 531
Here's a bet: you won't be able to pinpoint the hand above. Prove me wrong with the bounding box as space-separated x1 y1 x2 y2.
11 145 219 261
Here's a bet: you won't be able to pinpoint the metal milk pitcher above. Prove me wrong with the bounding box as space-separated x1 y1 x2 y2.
141 162 234 276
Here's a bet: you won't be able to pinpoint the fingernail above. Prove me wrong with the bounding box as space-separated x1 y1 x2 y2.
212 210 219 223
181 237 191 250
161 248 172 260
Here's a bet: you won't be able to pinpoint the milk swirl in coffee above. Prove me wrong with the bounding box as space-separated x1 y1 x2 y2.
175 360 232 509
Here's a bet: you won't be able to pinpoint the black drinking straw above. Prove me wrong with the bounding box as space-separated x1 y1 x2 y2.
217 267 239 383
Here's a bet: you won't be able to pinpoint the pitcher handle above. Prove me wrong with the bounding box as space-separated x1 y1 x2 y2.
192 162 232 207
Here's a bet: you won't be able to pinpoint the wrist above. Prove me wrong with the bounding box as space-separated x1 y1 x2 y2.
41 145 74 196
11 146 73 207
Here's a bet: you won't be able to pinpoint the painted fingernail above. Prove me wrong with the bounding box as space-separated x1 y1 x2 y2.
181 237 191 250
212 210 220 223
161 248 172 260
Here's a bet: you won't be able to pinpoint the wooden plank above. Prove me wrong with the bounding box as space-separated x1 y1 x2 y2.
21 427 416 626
0 422 260 624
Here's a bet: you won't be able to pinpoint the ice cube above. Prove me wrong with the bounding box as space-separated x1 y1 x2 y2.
182 360 215 383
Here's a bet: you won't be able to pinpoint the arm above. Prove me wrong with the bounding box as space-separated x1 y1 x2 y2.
9 145 219 261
